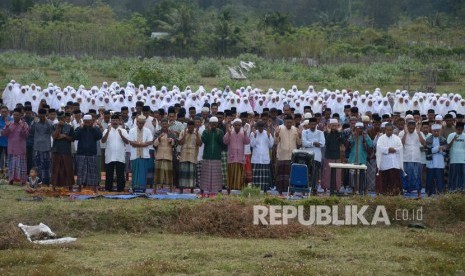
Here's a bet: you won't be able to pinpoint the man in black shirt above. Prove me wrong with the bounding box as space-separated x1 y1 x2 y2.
73 114 102 192
51 112 75 191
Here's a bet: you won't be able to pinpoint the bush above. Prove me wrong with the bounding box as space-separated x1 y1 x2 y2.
197 58 221 77
336 64 360 79
19 69 48 86
60 69 91 87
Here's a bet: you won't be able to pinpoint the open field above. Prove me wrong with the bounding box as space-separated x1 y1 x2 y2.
1 184 464 275
1 52 464 94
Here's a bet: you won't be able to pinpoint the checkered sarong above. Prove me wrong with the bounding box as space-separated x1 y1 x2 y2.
8 154 27 183
33 151 51 184
125 152 131 174
252 163 271 191
75 155 99 186
179 162 196 188
221 150 228 188
154 159 173 187
200 160 223 193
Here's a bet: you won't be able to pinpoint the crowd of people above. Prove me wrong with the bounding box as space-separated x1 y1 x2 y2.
2 80 465 198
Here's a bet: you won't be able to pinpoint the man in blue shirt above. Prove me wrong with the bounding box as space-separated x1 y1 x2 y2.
0 106 13 178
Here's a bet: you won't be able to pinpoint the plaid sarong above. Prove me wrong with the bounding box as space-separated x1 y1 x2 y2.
75 155 99 186
146 149 155 187
227 163 245 190
33 151 51 184
8 154 27 183
276 160 291 193
125 152 131 174
179 162 196 188
51 153 74 187
200 160 223 193
221 150 228 188
196 161 202 188
252 163 271 191
366 159 377 191
154 159 173 188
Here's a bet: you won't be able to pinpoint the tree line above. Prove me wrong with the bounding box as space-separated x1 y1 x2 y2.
0 0 464 59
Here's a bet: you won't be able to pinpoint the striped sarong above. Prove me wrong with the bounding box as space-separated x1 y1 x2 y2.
33 151 51 184
227 163 245 190
200 160 222 193
196 161 202 187
51 153 74 187
244 154 252 184
449 163 465 192
179 162 196 188
8 154 27 183
252 163 271 191
154 159 173 187
221 150 228 188
131 158 151 192
276 160 291 193
75 155 99 186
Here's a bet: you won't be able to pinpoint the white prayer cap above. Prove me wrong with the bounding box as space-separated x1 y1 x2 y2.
362 116 370 122
201 106 210 113
355 122 364 128
137 115 146 121
83 115 93 121
381 122 387 128
435 115 443 121
329 118 338 124
431 124 442 131
304 112 312 119
209 116 218 123
405 114 414 121
232 118 242 124
301 120 309 126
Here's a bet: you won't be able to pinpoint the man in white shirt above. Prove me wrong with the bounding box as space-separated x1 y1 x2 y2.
250 120 274 192
376 123 403 195
301 117 325 190
101 114 129 192
399 120 426 198
128 115 154 193
447 121 465 192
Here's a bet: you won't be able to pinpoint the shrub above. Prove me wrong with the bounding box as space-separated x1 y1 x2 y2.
197 58 221 77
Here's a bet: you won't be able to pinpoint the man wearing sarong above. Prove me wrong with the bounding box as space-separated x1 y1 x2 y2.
200 116 224 194
250 120 274 192
73 114 102 192
447 122 465 192
223 118 250 193
302 117 325 191
376 123 403 196
51 112 74 191
322 118 343 192
366 116 382 191
347 122 373 194
275 115 301 195
30 108 53 186
0 106 13 178
4 108 29 185
128 115 153 193
153 118 177 192
425 124 447 196
168 107 185 189
101 114 129 192
178 120 202 193
399 119 425 198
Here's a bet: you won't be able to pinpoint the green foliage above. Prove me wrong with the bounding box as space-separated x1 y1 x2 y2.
240 186 262 198
60 69 90 87
196 58 221 78
19 69 47 85
337 64 361 79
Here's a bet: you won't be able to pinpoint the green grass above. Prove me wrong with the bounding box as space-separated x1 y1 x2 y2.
1 185 465 275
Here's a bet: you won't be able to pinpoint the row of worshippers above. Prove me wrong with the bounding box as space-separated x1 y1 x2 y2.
1 95 464 196
5 80 465 118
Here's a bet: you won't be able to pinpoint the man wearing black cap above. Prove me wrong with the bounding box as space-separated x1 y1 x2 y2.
447 121 465 192
30 108 53 186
